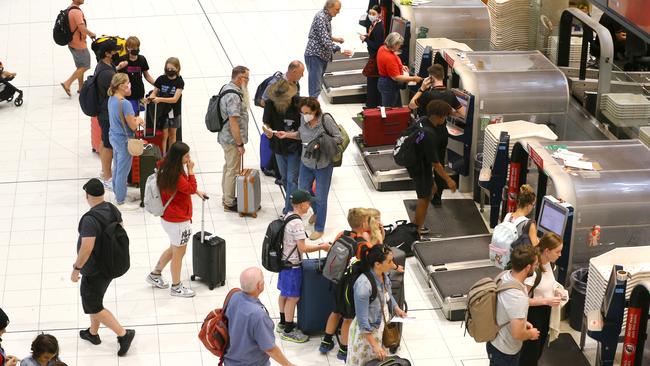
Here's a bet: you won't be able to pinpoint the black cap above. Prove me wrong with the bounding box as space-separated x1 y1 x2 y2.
0 307 8 330
83 178 105 197
290 189 315 204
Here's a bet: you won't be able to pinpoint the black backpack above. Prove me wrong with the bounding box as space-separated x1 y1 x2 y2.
383 220 421 257
393 122 427 167
261 214 301 273
79 68 111 117
341 262 378 317
205 86 242 133
83 206 130 279
254 71 283 107
53 6 79 46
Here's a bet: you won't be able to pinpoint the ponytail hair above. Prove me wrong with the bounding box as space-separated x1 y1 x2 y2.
517 184 536 209
107 73 129 97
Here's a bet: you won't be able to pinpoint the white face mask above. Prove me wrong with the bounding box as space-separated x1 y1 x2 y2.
368 15 378 22
302 113 313 123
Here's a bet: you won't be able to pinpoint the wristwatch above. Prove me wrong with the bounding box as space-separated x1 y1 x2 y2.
73 264 82 271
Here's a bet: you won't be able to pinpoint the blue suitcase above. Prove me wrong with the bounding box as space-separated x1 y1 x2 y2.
260 133 279 178
297 256 335 334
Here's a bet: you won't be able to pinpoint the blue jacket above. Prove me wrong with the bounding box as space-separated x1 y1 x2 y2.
353 271 397 333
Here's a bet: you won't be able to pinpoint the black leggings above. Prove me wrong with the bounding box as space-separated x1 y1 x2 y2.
519 305 551 366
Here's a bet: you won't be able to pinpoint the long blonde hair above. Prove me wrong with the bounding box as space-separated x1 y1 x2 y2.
367 208 383 245
108 73 129 97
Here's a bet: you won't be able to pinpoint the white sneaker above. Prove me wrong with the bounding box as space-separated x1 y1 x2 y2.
170 283 195 298
103 178 113 192
146 273 168 289
115 201 140 211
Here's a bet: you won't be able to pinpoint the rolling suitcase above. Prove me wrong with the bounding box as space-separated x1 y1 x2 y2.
297 255 335 334
143 102 165 152
260 133 278 178
388 247 406 352
91 117 102 153
137 143 162 205
191 198 226 290
361 107 411 147
236 157 261 218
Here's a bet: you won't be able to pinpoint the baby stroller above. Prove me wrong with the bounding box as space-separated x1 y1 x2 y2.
0 76 23 107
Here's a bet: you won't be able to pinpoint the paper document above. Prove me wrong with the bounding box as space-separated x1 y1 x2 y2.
564 160 595 170
390 316 417 323
552 149 583 161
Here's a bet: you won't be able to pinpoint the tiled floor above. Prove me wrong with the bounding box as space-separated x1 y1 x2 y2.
0 0 603 365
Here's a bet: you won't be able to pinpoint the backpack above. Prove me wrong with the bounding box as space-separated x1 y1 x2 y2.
393 122 427 167
91 36 127 57
254 71 283 107
205 86 242 133
53 6 79 46
465 272 526 342
383 220 421 257
79 68 110 117
341 261 377 317
364 356 412 366
198 288 241 364
489 214 530 269
261 214 302 273
322 113 350 167
143 170 177 217
83 205 130 279
323 234 359 283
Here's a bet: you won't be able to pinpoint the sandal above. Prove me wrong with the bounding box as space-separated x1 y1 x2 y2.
60 83 71 97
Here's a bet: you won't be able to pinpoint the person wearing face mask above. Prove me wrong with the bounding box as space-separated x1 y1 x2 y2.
487 245 540 366
107 73 145 210
519 233 565 366
114 36 155 117
376 32 422 107
218 66 251 212
359 5 384 108
149 57 185 155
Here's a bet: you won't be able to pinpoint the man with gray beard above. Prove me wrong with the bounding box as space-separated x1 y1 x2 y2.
218 66 251 212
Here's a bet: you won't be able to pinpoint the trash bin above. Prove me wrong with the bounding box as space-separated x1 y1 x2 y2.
473 153 485 204
569 268 589 331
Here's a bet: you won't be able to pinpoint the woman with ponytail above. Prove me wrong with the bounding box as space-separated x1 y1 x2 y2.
505 184 540 246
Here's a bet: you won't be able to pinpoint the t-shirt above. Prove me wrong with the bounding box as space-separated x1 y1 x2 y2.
416 86 462 117
377 45 403 78
413 117 444 168
223 291 276 366
67 5 87 49
154 75 184 116
116 55 150 100
77 202 122 276
107 96 135 140
282 212 306 265
217 82 249 146
95 61 116 123
20 356 57 366
524 262 556 299
492 270 529 355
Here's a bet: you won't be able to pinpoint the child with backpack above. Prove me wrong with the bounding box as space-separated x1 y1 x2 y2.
276 189 331 343
149 57 184 155
146 142 207 298
115 36 155 116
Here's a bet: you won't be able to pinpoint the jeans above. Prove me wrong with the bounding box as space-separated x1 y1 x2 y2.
221 143 240 207
298 162 333 232
275 151 301 214
109 134 132 204
486 342 521 366
377 77 401 107
366 76 380 108
305 55 328 98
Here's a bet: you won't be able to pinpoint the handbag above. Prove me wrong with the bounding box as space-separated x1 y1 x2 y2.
362 57 379 78
380 286 401 349
119 99 144 156
322 113 350 167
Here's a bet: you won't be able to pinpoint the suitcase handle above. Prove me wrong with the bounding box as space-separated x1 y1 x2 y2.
200 196 209 243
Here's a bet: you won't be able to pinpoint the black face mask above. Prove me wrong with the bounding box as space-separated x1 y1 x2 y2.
130 49 140 56
111 53 120 63
165 69 177 77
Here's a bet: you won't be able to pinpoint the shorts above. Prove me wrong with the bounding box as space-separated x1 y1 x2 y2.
277 267 302 298
407 164 434 199
80 274 112 314
333 282 355 319
161 219 192 246
68 46 91 69
99 116 112 149
162 114 181 129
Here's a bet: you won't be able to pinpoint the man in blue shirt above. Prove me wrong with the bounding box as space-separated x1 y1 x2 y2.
224 267 296 366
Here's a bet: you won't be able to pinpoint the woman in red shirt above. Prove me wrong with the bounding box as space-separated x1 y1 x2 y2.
376 32 422 107
146 142 207 298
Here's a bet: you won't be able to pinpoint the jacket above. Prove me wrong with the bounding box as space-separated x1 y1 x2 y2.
297 113 342 169
161 170 197 223
353 271 397 333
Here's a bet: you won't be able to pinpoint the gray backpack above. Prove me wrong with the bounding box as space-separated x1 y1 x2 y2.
205 86 242 133
322 235 357 284
143 170 176 217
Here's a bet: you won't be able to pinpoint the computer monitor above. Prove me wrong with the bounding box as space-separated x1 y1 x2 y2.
537 197 569 237
452 89 470 120
390 17 407 38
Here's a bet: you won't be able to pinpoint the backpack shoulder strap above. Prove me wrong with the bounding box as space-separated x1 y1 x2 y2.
284 213 301 224
219 88 242 100
222 288 241 312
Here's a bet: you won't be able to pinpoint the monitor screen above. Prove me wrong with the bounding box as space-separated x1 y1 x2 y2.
538 198 568 237
452 89 470 120
390 17 407 38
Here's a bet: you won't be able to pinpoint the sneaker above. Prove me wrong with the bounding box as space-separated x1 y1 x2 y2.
336 348 347 361
79 328 101 345
223 203 238 213
117 329 135 356
102 178 113 192
281 328 309 343
146 273 168 289
418 226 430 235
319 339 334 354
431 195 442 207
170 283 195 298
116 201 140 211
275 323 286 334
309 231 323 240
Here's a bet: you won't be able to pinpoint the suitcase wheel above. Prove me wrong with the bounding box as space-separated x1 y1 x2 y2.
190 275 196 281
140 201 144 208
208 284 215 290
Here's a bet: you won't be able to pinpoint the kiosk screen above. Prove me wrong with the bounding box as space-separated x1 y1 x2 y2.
390 17 407 38
452 89 470 120
538 198 568 236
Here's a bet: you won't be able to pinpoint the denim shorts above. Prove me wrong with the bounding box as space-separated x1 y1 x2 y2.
277 267 302 298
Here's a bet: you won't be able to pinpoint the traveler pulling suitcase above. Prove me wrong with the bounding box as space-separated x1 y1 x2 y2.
91 117 102 153
191 198 226 290
362 107 411 147
297 254 336 334
236 157 261 218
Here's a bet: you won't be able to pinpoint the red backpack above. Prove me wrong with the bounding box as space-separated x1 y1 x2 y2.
198 288 241 363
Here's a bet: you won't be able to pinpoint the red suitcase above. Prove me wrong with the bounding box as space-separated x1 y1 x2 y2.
91 117 102 153
362 107 411 147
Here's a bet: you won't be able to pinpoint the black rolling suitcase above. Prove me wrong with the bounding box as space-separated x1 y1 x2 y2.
191 198 226 290
388 246 407 353
297 254 336 334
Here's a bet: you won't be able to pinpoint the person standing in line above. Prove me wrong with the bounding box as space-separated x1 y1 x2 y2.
60 0 95 96
149 57 184 155
359 5 384 108
487 245 540 366
260 60 305 107
0 308 19 366
223 267 296 366
115 36 156 117
503 184 540 247
376 32 422 107
304 0 352 98
71 178 135 357
146 142 207 298
218 66 251 212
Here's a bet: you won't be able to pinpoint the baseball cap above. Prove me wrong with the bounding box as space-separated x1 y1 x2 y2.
83 178 105 197
290 189 315 204
0 307 9 330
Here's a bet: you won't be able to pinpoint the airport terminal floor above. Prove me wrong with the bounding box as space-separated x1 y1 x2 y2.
0 0 626 365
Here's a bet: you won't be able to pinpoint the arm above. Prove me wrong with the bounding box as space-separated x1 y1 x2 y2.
409 79 432 109
175 173 198 195
122 102 144 130
265 345 295 366
71 9 95 39
155 88 183 104
433 163 457 192
149 87 159 98
392 74 420 83
296 238 330 254
276 130 301 140
143 70 156 86
529 222 540 246
510 318 540 341
314 17 337 55
228 116 244 145
71 237 96 282
452 105 466 118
